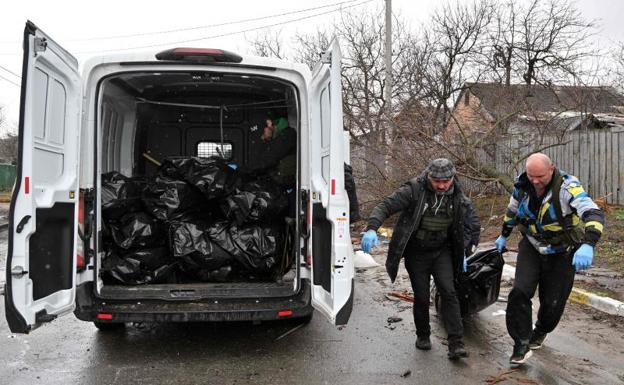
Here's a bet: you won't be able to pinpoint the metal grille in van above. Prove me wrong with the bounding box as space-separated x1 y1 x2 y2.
197 141 233 159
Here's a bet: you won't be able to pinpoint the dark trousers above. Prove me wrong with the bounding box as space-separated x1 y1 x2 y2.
404 247 463 342
506 237 576 345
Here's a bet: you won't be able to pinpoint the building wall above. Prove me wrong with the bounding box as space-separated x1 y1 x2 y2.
445 91 493 141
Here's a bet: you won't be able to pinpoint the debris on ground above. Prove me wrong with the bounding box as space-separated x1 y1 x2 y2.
354 250 380 268
274 323 306 341
387 316 403 323
485 369 518 384
387 291 415 303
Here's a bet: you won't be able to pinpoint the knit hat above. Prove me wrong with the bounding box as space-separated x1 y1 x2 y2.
426 158 456 180
272 117 289 138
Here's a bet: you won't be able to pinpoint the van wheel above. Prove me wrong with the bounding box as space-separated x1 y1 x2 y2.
93 321 125 331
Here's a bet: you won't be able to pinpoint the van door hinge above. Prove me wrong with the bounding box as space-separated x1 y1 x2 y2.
11 266 28 278
34 37 47 56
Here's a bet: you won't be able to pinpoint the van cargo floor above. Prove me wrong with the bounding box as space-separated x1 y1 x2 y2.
99 280 297 300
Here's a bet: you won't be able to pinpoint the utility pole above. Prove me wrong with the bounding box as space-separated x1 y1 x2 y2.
384 0 392 118
384 0 393 173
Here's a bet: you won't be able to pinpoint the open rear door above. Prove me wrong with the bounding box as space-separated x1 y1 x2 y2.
5 21 81 333
309 39 354 325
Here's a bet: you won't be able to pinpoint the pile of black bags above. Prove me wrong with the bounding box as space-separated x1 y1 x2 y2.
100 157 291 285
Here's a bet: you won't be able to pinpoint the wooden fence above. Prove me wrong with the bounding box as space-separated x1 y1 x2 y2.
541 127 624 205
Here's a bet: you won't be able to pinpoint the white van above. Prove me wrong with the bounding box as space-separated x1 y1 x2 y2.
5 21 354 333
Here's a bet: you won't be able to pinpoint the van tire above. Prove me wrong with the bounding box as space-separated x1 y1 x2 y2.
93 321 125 331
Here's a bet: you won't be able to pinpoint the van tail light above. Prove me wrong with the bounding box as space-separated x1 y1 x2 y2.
155 48 242 63
277 310 293 317
96 313 113 320
76 190 86 271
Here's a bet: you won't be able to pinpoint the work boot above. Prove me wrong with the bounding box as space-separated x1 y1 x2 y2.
447 341 468 360
529 330 547 350
415 336 432 350
509 344 532 366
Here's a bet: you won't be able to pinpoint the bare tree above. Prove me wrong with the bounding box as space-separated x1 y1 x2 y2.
515 0 596 86
247 29 286 59
291 31 331 70
0 133 18 164
419 0 494 127
610 42 624 92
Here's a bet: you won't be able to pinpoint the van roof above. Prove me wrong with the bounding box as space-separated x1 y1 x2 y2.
81 49 311 77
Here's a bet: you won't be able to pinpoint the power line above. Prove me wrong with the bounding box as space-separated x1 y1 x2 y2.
0 0 359 44
0 73 20 87
75 0 372 54
0 64 21 78
67 0 360 42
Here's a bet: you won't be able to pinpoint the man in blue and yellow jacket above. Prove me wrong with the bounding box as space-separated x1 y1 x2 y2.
495 153 605 366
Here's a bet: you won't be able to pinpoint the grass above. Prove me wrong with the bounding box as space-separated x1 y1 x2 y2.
472 195 624 274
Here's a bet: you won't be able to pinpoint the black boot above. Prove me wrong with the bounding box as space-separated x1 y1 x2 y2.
447 340 468 360
415 335 432 350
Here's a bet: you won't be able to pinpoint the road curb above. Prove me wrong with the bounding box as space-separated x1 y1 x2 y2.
502 263 624 318
0 222 8 231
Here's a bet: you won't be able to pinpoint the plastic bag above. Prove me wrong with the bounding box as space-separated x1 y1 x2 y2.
169 220 232 270
142 176 206 221
110 212 166 250
227 224 283 275
221 178 288 225
101 247 176 285
456 248 505 315
159 157 239 200
101 172 145 220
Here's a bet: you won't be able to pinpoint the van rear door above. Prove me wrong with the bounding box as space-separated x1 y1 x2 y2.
5 21 81 333
308 39 354 325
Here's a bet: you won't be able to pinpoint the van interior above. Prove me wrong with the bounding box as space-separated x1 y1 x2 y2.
94 71 301 300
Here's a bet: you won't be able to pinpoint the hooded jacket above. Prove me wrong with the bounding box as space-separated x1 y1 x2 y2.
366 174 480 282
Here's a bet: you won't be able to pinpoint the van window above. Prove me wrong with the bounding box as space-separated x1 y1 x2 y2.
197 141 233 159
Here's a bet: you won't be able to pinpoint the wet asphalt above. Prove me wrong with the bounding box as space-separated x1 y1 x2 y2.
1 231 624 385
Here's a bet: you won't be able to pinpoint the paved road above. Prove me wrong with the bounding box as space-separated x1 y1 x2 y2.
1 235 624 384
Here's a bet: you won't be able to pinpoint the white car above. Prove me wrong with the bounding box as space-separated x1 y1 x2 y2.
5 21 354 333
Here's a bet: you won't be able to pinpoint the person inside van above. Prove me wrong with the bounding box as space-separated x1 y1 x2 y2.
253 116 297 186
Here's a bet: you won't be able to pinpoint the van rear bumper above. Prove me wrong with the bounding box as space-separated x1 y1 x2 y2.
74 279 313 323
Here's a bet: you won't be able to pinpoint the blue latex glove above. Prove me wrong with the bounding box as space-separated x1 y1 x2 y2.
572 244 593 271
361 230 379 254
227 163 238 170
495 235 507 252
463 254 468 273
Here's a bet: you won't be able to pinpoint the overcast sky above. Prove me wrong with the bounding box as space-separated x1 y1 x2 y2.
1 0 623 133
